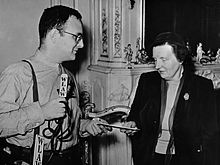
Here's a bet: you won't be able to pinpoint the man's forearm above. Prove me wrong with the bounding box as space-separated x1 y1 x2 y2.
0 102 44 137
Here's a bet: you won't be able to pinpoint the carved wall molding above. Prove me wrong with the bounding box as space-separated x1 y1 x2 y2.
92 0 143 68
50 0 75 7
195 64 220 89
88 64 155 165
101 8 108 57
87 1 149 165
114 6 122 58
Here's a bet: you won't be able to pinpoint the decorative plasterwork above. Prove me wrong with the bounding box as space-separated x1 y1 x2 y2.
108 83 130 103
124 44 134 68
114 7 122 58
128 0 135 9
50 0 75 7
79 80 92 94
195 69 220 89
101 8 108 57
136 37 141 50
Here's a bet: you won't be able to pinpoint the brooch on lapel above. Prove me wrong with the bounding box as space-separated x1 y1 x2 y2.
183 93 189 100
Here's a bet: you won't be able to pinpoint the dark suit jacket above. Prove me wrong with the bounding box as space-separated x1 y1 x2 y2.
128 70 219 165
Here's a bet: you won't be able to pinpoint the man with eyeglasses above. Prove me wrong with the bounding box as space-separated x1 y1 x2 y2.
0 5 110 165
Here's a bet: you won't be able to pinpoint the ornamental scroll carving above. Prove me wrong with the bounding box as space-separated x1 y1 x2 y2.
195 69 220 89
101 9 108 57
114 7 122 58
108 83 130 104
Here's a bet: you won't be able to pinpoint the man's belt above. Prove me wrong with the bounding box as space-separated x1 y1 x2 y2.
6 143 79 156
2 142 80 164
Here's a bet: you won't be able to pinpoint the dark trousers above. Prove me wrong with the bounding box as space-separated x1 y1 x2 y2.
150 153 177 165
0 142 82 165
43 148 82 165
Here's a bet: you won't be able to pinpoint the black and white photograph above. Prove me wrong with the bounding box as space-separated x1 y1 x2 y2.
0 0 219 165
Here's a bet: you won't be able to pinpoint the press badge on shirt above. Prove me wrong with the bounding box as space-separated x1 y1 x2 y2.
59 74 68 97
33 134 44 165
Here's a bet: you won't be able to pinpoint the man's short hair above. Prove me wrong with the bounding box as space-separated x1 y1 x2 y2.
38 5 82 47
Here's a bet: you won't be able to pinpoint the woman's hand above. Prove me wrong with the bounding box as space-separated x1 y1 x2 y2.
84 118 112 136
120 121 138 136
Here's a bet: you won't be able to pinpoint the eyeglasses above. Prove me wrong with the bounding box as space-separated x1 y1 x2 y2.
62 31 83 43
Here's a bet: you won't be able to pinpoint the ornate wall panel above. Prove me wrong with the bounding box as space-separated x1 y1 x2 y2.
87 1 152 165
50 0 75 7
96 0 144 67
88 65 155 165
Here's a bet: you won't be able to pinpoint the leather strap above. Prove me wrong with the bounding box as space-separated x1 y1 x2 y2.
22 60 40 163
22 60 39 102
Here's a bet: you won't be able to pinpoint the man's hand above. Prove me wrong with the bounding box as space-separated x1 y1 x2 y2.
41 97 67 120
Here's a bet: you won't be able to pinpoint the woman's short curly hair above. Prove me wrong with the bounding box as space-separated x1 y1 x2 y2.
151 32 188 63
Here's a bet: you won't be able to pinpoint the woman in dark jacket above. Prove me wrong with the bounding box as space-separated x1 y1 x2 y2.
121 32 218 165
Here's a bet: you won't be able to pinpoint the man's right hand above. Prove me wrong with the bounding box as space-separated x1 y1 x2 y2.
41 97 67 120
